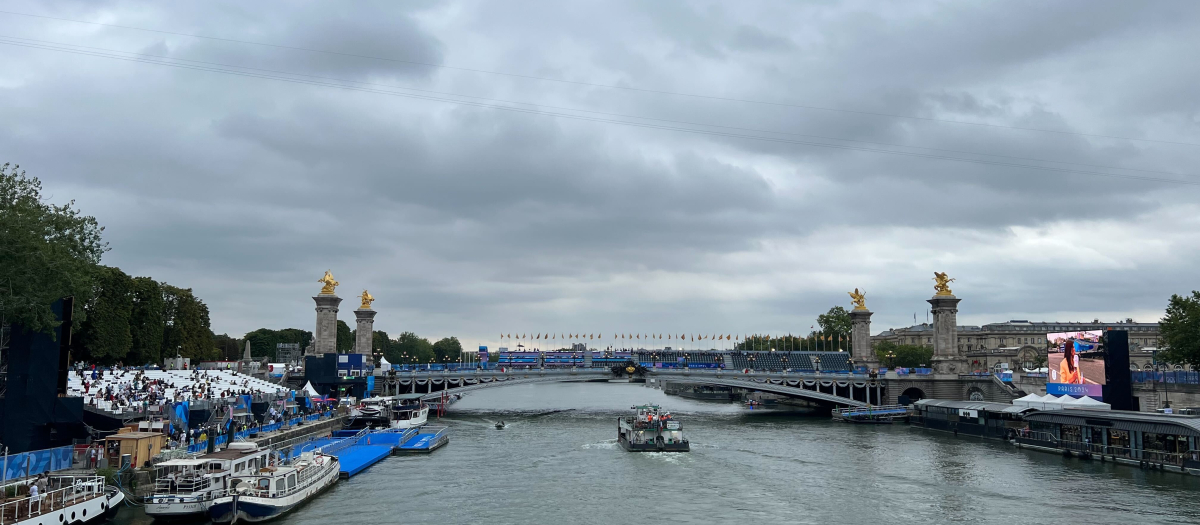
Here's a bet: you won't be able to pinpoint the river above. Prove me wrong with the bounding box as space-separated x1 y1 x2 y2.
113 382 1200 524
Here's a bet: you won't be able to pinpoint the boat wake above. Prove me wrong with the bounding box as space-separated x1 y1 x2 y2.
581 439 619 450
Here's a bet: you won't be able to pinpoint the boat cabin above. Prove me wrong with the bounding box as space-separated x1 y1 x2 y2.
1018 409 1200 471
910 399 1034 440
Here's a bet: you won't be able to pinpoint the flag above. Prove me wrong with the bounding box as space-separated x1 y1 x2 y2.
636 334 640 339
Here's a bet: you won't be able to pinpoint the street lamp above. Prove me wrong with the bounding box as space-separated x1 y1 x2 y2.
886 351 896 369
848 357 855 374
683 353 690 369
812 355 821 373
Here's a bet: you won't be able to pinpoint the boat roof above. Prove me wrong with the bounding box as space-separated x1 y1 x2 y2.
204 446 266 459
157 458 209 467
914 399 1034 414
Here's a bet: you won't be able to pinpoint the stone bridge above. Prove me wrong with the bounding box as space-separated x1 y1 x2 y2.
377 369 899 408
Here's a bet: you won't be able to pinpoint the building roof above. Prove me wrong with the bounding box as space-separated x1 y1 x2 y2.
914 399 1033 413
1024 409 1200 436
107 432 165 440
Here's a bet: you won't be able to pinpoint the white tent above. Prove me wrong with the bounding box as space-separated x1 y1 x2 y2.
379 356 391 368
1067 396 1111 410
1038 394 1063 410
302 381 319 397
1013 393 1041 407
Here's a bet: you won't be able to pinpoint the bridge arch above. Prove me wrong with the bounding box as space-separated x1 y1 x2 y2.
899 387 926 404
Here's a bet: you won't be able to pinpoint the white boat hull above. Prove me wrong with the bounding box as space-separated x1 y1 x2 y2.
144 496 211 518
390 406 429 429
208 459 339 523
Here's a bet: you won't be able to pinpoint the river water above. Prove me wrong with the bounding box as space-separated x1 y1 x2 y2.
113 382 1200 525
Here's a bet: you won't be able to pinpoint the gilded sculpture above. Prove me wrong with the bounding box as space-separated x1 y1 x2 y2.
848 288 867 311
360 289 375 309
318 270 339 295
933 272 955 296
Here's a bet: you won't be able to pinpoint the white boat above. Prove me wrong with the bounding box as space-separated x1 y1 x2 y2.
207 451 339 523
0 475 123 525
145 442 271 519
347 394 428 431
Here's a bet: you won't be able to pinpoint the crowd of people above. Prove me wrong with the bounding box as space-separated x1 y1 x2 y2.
71 364 289 413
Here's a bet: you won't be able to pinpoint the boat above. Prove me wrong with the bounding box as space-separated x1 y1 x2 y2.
207 451 340 523
145 442 271 520
344 393 429 431
617 405 689 452
832 405 910 424
495 421 506 430
0 475 123 525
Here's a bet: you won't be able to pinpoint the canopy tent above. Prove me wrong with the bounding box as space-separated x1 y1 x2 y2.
379 356 391 368
302 381 319 397
1012 393 1041 408
1037 394 1063 410
1064 395 1111 410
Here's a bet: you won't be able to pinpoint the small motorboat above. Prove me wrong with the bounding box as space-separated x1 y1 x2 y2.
495 421 506 429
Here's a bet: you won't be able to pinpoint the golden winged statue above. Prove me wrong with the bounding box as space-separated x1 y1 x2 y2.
318 270 339 295
360 289 375 309
933 272 955 296
848 288 867 310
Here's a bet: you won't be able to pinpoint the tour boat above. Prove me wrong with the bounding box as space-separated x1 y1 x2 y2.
345 394 429 431
145 442 271 520
617 405 689 452
1 475 123 525
207 451 339 523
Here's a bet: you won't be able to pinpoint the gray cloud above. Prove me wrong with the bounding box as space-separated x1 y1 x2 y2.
2 0 1198 349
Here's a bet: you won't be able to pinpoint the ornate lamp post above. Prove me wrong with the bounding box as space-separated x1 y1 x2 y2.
683 353 690 369
886 351 896 369
812 355 821 373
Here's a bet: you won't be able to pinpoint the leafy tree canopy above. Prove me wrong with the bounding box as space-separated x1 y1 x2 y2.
874 340 933 368
0 163 108 336
1158 291 1200 369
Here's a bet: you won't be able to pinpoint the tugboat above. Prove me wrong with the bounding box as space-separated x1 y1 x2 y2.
208 451 339 523
617 405 689 452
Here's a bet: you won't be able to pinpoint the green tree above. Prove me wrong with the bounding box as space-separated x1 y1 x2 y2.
1158 291 1200 369
390 331 433 364
433 336 464 364
128 276 164 365
213 333 243 361
818 306 852 337
79 266 134 363
874 340 933 368
163 285 215 360
0 163 108 337
336 320 353 353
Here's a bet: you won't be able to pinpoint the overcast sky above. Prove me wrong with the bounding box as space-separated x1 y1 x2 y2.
3 1 1199 351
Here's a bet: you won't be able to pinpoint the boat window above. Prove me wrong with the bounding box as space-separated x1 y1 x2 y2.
235 462 243 472
287 474 296 490
275 479 285 493
258 478 271 491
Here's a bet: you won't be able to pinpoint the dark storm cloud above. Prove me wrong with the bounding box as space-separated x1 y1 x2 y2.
2 0 1198 346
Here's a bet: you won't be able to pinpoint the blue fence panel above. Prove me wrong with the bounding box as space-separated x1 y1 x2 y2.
187 440 208 454
2 446 75 482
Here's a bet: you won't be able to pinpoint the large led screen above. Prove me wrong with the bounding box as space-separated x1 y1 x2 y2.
1046 330 1105 399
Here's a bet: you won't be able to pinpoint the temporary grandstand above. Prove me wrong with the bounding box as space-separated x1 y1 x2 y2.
68 368 288 415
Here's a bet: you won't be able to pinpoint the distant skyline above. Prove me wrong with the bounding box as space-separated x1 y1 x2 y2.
2 1 1197 353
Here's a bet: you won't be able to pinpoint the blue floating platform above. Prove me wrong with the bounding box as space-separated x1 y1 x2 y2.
337 445 393 478
396 427 449 454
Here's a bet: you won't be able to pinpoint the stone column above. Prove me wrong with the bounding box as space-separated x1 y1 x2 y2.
312 294 342 355
354 308 377 356
849 309 875 365
928 294 964 373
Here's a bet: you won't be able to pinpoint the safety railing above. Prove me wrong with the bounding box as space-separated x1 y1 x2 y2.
835 405 908 418
1014 431 1197 466
0 476 106 525
317 427 371 456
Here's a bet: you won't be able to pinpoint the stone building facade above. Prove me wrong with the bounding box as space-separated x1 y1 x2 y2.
872 319 1164 372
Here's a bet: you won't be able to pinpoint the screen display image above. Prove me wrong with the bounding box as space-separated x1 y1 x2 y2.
1046 330 1105 398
